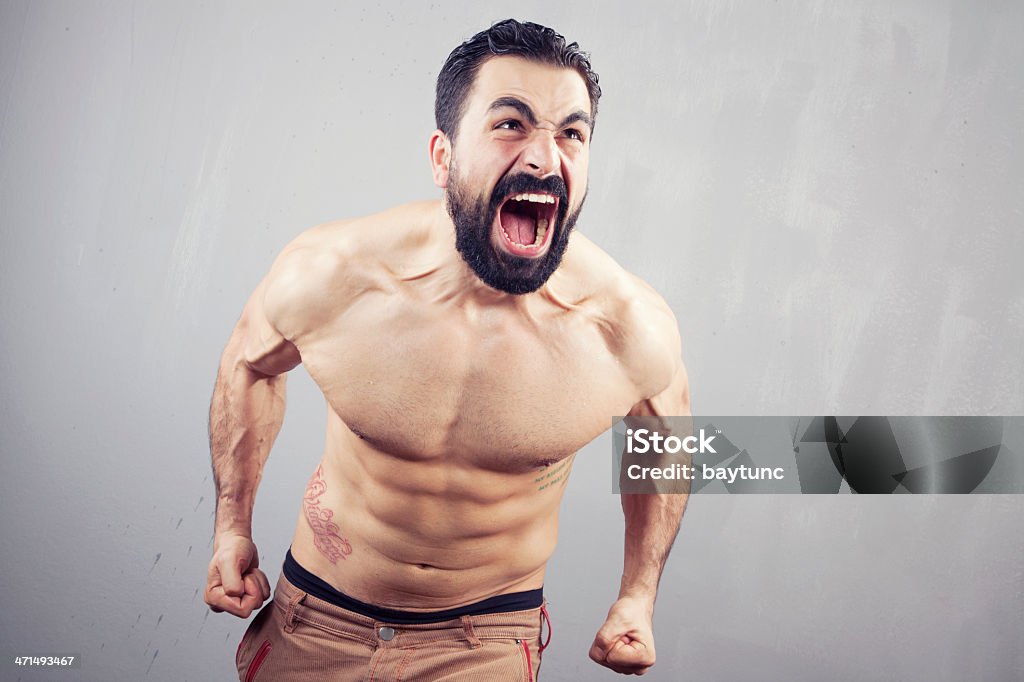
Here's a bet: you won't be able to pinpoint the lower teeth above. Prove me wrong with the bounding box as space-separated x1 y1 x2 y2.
534 219 548 247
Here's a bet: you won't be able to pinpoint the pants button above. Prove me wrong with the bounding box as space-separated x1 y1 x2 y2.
378 626 396 641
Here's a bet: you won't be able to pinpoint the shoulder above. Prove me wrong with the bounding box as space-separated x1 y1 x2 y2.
262 201 438 340
614 273 683 402
559 234 683 401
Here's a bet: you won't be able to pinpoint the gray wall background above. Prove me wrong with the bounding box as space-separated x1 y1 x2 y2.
1 1 1022 680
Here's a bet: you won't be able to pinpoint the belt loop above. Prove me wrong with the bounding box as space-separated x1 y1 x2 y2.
539 603 552 654
460 616 482 649
283 590 306 633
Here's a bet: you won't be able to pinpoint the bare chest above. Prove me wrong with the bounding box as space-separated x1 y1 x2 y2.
296 294 635 471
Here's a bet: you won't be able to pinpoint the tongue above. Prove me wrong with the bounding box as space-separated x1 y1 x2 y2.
502 211 536 246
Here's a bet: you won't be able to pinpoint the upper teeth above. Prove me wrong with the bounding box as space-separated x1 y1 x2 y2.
511 193 556 204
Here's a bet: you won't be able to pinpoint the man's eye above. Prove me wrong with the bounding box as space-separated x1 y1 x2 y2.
564 128 584 142
497 120 521 130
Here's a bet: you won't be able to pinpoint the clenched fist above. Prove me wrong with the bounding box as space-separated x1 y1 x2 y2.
589 597 657 675
204 534 271 618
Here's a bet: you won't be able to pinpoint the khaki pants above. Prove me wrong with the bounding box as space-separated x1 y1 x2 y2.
236 572 549 681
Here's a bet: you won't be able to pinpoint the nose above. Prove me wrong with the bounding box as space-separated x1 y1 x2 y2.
521 130 560 178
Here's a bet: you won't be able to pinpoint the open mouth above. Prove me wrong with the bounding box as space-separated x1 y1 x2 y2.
495 192 559 257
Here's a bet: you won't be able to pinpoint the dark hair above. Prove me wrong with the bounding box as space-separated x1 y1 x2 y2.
435 19 602 140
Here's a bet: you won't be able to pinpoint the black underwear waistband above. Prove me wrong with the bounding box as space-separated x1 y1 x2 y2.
283 549 543 624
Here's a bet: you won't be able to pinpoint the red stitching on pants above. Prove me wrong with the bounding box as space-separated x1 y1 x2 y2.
244 640 272 682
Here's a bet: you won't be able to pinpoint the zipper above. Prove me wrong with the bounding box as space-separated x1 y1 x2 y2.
517 638 533 682
244 640 272 682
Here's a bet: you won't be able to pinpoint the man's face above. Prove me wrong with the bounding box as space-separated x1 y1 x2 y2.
443 56 592 294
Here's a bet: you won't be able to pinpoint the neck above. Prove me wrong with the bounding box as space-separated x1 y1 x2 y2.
426 201 548 311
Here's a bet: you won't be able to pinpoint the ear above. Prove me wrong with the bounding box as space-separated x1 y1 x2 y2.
428 129 451 188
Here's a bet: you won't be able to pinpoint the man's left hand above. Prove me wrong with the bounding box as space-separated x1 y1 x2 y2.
588 597 656 675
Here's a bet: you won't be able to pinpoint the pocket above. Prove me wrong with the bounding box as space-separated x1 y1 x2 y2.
244 640 272 682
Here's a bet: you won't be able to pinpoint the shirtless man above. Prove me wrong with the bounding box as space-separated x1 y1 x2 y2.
206 19 690 680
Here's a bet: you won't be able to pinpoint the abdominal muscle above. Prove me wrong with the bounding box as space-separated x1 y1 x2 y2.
288 432 570 611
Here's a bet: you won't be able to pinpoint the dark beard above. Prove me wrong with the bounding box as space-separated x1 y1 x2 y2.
446 167 584 295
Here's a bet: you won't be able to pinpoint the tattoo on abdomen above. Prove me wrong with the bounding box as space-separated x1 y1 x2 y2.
303 465 353 563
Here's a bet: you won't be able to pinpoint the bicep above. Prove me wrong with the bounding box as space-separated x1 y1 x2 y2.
623 359 691 496
630 360 690 418
619 280 690 419
223 276 301 378
227 228 340 377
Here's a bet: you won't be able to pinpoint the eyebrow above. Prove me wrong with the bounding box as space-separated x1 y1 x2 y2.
488 96 594 131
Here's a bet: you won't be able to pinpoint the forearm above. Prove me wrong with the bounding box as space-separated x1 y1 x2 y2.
208 356 287 541
618 492 687 611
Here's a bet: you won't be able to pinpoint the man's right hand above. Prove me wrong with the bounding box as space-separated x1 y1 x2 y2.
204 534 272 618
